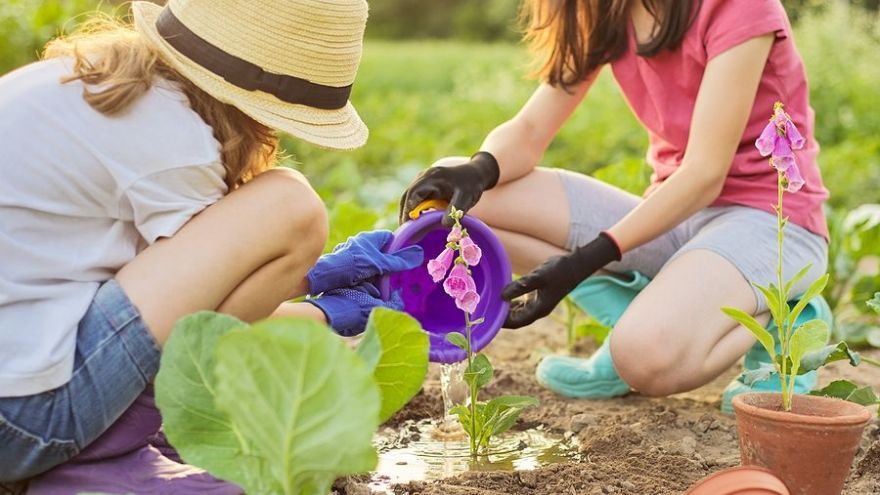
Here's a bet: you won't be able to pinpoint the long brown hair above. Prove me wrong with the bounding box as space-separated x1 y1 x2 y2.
521 0 702 88
43 14 278 189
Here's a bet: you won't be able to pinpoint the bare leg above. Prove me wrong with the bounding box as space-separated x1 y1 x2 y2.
610 249 763 396
116 168 328 345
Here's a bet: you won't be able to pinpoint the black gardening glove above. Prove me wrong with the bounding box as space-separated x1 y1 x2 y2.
502 233 623 329
398 151 500 226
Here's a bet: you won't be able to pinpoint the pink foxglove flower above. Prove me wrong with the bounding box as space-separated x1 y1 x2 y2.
447 225 463 243
443 263 476 299
459 236 482 266
456 290 480 314
427 248 454 283
775 156 805 192
755 102 806 193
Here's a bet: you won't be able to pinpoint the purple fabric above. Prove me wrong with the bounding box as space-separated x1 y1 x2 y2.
27 387 241 495
380 211 512 363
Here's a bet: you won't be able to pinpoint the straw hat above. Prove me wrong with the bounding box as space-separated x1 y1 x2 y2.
132 0 369 150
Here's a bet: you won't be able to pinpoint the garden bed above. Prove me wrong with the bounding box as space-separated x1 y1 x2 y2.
340 318 880 495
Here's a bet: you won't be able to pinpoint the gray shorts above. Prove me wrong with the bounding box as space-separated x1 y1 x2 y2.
557 169 828 312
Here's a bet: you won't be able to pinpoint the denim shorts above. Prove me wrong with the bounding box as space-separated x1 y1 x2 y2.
0 279 161 482
557 169 829 312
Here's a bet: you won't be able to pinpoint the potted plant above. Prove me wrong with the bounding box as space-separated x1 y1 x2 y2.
722 103 873 495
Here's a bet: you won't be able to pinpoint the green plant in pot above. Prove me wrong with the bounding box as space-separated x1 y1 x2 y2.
722 103 873 495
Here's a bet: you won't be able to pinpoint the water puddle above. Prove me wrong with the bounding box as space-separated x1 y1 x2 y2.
369 419 581 493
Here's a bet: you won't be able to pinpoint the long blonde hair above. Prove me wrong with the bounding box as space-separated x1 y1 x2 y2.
43 14 278 189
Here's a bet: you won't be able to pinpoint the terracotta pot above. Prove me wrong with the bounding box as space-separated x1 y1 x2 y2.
733 393 871 495
685 466 790 494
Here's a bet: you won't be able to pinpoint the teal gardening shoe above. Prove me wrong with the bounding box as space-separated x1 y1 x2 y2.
720 295 833 415
535 271 650 399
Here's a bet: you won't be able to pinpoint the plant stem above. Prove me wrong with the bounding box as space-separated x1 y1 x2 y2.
861 355 880 368
464 311 478 457
776 171 792 411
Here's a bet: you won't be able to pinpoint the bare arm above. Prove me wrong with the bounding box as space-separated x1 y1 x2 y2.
481 76 595 185
607 34 775 251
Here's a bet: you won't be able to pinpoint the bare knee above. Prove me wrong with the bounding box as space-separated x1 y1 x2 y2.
610 321 693 397
250 168 328 260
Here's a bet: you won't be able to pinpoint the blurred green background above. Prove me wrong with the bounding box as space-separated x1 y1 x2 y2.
1 0 878 343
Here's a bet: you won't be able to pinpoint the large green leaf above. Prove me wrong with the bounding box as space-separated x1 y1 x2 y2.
722 307 777 360
213 318 380 495
789 320 830 376
356 308 429 423
154 312 253 487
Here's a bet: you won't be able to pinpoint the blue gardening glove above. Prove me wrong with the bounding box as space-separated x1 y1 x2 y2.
307 230 424 296
307 282 404 337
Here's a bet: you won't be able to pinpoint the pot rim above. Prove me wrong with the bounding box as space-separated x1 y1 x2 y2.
732 392 872 426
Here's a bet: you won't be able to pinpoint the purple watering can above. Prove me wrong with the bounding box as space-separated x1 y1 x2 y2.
380 209 512 363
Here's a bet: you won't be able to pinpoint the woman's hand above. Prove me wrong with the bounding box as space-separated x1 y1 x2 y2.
306 230 424 295
398 152 500 226
502 233 621 329
306 282 403 336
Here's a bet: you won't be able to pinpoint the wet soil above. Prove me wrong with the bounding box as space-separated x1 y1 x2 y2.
342 316 880 495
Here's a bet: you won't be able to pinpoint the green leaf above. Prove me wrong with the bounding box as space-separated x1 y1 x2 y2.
465 353 493 390
783 265 813 300
356 308 429 423
810 379 858 399
740 362 777 385
852 276 880 315
846 386 880 407
154 312 253 487
788 274 829 328
811 380 880 408
213 318 380 495
574 322 611 345
755 283 785 330
866 292 880 315
445 331 469 351
789 320 830 376
483 395 539 439
722 307 777 360
798 341 861 374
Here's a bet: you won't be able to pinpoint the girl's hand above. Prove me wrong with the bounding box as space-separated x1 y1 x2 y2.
502 233 621 329
307 230 424 296
306 282 403 337
398 152 500 226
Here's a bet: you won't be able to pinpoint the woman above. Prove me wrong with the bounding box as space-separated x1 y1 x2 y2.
0 0 421 488
400 0 831 411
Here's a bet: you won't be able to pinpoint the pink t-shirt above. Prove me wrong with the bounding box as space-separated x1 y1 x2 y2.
610 0 829 239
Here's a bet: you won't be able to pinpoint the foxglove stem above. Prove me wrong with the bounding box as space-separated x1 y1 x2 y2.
464 311 478 457
775 171 792 411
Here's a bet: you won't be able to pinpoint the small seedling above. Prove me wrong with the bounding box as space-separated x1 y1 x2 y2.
429 206 538 457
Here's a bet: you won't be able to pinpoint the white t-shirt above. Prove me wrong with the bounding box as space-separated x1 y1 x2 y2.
0 59 228 397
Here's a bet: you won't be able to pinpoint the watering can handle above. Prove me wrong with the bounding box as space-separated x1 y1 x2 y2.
408 199 450 221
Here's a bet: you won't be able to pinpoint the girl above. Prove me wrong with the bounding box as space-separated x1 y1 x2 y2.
400 0 831 411
0 0 421 488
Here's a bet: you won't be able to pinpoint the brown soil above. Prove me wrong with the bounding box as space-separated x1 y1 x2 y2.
363 317 880 495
